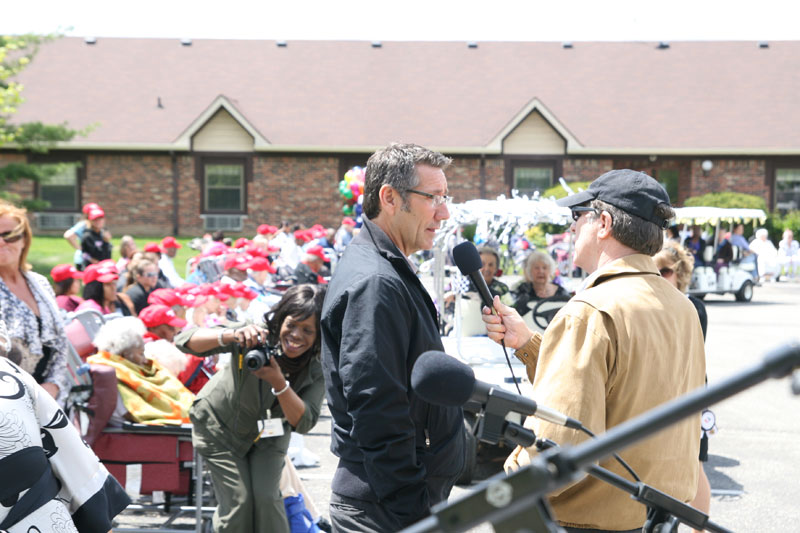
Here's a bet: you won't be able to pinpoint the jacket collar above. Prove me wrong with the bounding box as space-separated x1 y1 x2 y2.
581 254 660 291
357 216 417 274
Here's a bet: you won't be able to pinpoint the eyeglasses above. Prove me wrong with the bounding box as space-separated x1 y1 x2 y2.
143 272 158 278
0 230 24 244
405 188 452 208
570 206 600 222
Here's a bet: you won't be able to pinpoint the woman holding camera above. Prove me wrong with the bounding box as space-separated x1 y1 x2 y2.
175 284 326 533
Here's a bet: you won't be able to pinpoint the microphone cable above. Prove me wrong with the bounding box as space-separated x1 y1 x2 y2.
576 424 641 483
500 337 523 395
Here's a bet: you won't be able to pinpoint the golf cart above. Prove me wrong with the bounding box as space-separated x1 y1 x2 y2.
422 194 574 482
673 207 767 302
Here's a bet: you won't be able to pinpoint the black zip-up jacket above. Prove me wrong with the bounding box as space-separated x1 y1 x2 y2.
81 229 111 264
321 217 465 528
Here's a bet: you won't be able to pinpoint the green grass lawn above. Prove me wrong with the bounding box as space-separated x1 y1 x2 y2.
27 236 198 280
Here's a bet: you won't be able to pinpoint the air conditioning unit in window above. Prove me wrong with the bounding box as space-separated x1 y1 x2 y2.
35 212 81 230
202 214 245 232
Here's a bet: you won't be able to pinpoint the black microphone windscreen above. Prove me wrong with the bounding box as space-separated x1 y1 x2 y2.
452 241 483 275
411 351 476 407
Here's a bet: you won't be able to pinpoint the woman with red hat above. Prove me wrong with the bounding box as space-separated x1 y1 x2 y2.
50 263 84 312
63 202 104 270
76 261 135 317
80 206 112 265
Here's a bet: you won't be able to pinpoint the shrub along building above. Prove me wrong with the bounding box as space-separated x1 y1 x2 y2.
3 37 799 236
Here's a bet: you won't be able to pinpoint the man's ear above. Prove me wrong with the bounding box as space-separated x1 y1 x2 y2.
378 184 398 215
596 211 613 240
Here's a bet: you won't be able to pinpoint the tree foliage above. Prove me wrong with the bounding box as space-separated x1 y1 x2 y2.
683 192 767 210
1 33 82 209
543 181 592 200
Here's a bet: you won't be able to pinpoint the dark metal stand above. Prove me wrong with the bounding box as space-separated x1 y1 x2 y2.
401 341 800 533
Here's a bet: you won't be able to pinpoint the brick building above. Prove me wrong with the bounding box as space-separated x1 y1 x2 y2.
3 38 799 236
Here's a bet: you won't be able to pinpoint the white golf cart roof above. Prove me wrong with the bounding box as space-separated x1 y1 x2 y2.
672 207 767 226
435 194 571 246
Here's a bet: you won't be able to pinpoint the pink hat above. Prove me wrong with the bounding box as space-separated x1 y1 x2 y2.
144 242 163 253
306 245 327 263
82 202 100 215
139 304 187 329
83 261 118 284
224 253 253 271
257 224 278 235
294 230 312 242
87 207 105 221
247 256 277 274
342 217 356 227
147 288 182 308
161 236 182 249
51 264 83 283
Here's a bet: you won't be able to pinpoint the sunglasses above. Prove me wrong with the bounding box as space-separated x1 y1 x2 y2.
0 230 24 244
570 206 600 222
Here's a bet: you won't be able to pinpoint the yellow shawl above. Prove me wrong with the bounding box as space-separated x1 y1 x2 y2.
88 350 194 425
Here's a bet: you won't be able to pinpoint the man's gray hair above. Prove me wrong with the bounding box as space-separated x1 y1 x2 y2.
589 199 675 256
362 143 451 219
93 317 146 356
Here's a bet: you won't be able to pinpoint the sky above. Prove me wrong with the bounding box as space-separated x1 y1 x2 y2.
3 0 799 42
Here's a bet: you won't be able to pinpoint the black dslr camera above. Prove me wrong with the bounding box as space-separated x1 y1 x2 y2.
243 341 281 371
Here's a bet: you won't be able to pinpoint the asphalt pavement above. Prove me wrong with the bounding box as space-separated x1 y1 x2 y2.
115 279 800 532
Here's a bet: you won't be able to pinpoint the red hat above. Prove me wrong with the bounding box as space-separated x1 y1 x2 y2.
174 284 208 308
224 253 252 271
51 263 83 283
144 242 163 253
233 238 251 249
309 224 326 238
148 288 182 308
139 304 187 329
306 245 327 263
161 236 182 249
83 261 119 284
82 202 100 215
294 230 312 242
202 242 228 257
266 244 281 254
199 283 230 301
87 207 105 221
257 224 278 235
247 256 277 274
342 217 356 227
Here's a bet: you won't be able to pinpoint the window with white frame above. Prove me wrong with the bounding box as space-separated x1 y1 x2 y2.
39 163 80 211
512 166 553 198
204 162 245 212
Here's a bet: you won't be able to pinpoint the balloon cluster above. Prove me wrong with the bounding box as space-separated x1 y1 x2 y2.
338 166 365 217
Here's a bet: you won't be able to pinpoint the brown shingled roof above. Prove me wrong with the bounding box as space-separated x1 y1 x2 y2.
12 37 800 153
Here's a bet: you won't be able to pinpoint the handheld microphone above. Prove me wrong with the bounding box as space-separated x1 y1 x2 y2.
452 241 494 309
411 350 582 429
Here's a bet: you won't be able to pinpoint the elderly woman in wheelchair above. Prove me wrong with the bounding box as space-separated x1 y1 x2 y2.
87 316 194 427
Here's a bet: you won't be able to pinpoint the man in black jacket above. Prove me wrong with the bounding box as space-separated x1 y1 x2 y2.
321 143 465 532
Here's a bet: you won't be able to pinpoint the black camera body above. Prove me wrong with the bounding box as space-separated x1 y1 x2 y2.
244 342 281 371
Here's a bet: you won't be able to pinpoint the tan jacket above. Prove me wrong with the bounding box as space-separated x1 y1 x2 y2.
507 254 706 530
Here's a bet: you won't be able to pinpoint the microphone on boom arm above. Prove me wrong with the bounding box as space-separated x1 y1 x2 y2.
411 350 582 430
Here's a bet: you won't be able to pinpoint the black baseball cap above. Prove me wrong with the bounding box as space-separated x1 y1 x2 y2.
557 169 671 228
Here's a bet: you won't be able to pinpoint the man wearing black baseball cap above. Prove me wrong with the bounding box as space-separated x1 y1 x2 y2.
482 169 706 532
